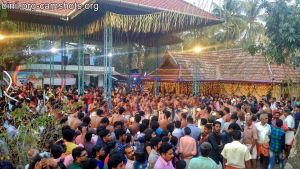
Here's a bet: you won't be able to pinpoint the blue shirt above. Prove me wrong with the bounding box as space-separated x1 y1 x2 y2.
186 124 201 141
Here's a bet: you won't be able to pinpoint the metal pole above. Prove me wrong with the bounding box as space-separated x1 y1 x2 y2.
192 54 200 96
77 31 84 95
104 25 113 111
154 36 160 96
50 41 54 87
61 36 66 90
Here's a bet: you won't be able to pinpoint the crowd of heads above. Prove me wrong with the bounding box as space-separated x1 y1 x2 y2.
0 83 300 169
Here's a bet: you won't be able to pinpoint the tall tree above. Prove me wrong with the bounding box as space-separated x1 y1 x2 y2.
249 0 300 66
240 0 266 47
177 0 267 52
209 0 246 48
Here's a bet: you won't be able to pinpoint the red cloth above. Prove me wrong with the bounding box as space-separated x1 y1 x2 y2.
225 166 238 169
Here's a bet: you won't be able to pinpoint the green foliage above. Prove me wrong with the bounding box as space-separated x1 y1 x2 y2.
0 107 60 167
240 0 267 48
0 9 45 70
261 0 300 66
178 0 265 51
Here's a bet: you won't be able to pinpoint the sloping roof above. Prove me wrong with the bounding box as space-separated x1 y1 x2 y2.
269 64 300 83
148 52 181 81
148 48 300 83
4 0 89 17
122 0 220 21
5 0 220 19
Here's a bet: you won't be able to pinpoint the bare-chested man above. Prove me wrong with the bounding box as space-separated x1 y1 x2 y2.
111 107 126 125
90 109 104 128
68 112 84 130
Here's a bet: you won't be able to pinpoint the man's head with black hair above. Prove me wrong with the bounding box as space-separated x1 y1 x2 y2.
151 116 158 122
139 123 147 133
224 107 230 114
276 119 283 128
158 142 173 162
82 116 91 126
124 145 134 161
150 137 162 150
201 118 208 126
175 120 181 128
125 133 132 144
200 142 212 157
228 122 241 133
216 111 224 118
206 106 212 113
115 128 127 142
204 124 212 134
85 132 93 142
100 117 110 126
167 123 175 133
187 116 194 124
161 136 169 143
96 109 104 116
176 160 186 169
77 112 84 120
184 127 191 135
232 130 242 141
72 147 88 164
150 121 159 131
163 110 171 119
230 113 238 122
235 104 242 110
82 158 98 169
138 111 145 116
181 113 187 119
50 144 64 159
113 121 124 129
134 114 141 123
213 121 221 134
160 130 169 138
119 107 125 115
142 119 150 127
108 152 124 169
62 128 75 142
98 129 111 143
170 136 178 146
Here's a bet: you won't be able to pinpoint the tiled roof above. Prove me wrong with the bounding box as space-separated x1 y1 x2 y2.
269 64 300 83
123 0 220 20
149 48 300 83
5 0 220 21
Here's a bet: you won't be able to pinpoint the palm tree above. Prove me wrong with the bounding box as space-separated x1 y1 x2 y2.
240 0 267 47
210 0 247 48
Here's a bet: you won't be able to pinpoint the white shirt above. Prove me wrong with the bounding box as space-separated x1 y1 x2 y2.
172 128 183 140
221 140 251 168
255 122 271 144
270 102 277 110
125 159 134 169
284 115 295 145
284 115 295 129
216 118 225 132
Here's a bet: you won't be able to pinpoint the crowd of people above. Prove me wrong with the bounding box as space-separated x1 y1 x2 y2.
0 83 300 169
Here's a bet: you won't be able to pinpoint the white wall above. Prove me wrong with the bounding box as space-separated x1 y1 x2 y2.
84 75 90 85
98 75 104 87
